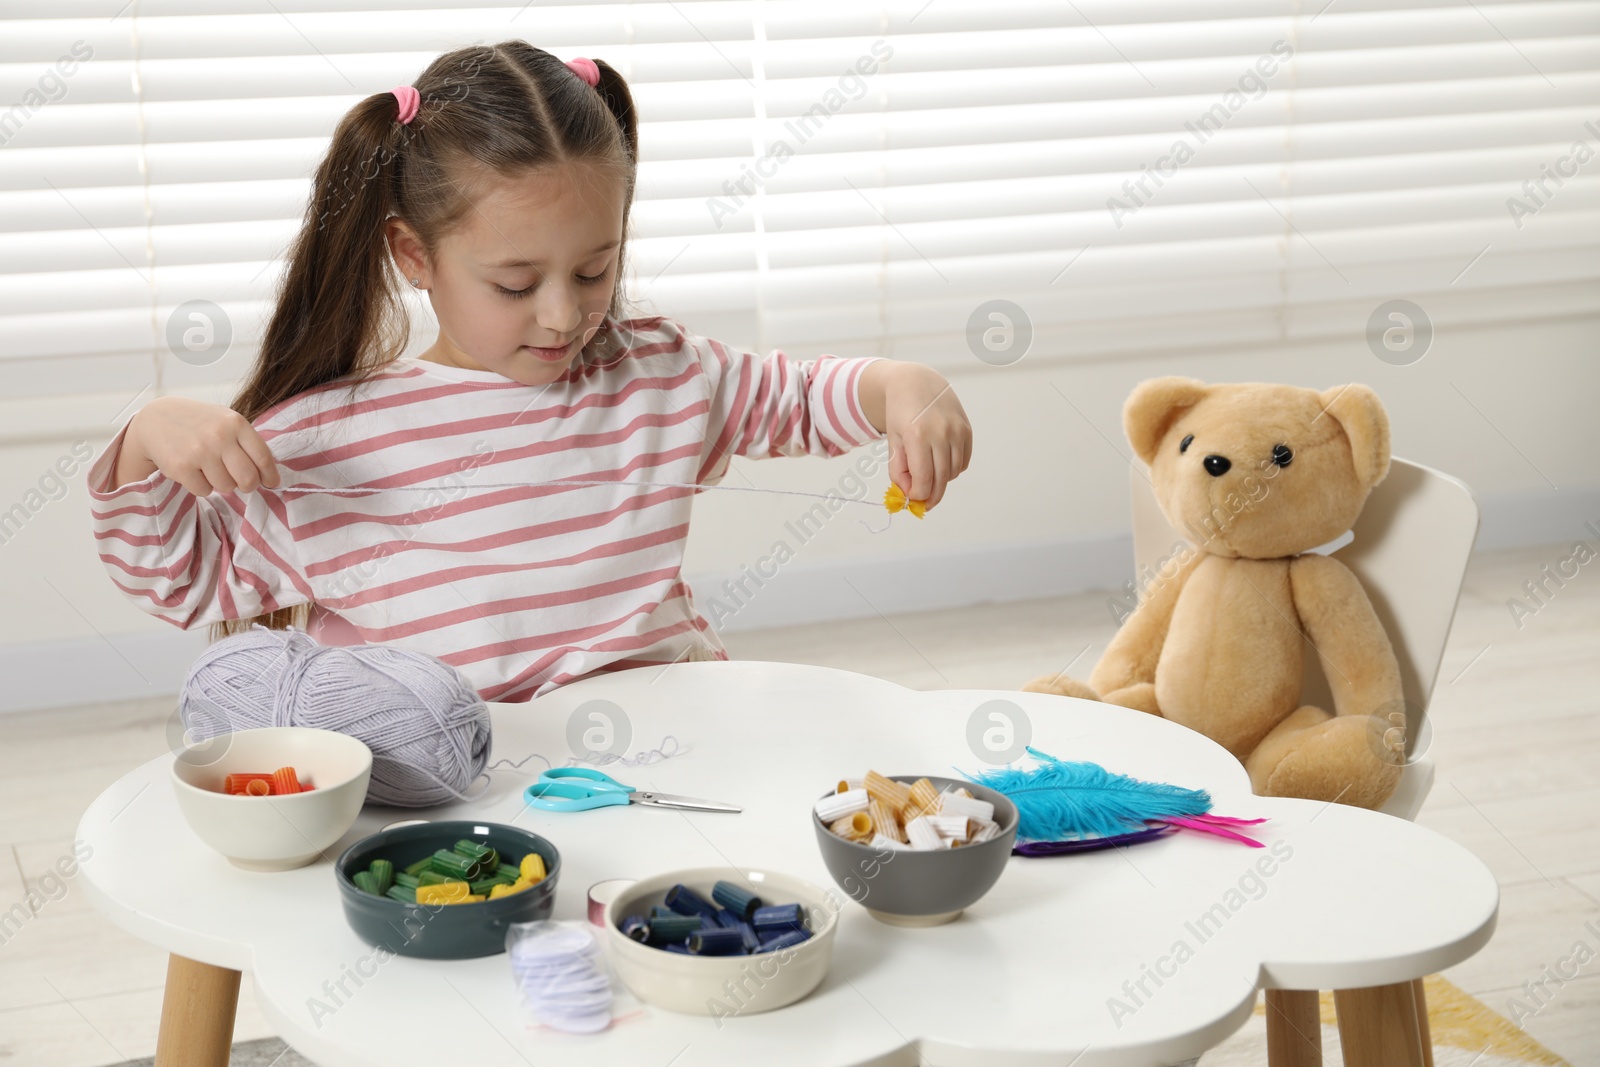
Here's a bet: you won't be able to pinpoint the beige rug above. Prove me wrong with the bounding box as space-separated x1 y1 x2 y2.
108 975 1565 1066
1198 974 1571 1066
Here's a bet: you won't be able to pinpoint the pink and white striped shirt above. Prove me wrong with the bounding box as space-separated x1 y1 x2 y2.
87 315 885 702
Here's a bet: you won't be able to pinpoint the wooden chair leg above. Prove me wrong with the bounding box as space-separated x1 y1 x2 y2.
1265 988 1322 1067
1333 981 1426 1067
1412 977 1434 1067
154 953 241 1067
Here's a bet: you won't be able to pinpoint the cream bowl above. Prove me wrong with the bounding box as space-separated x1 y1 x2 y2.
169 726 372 871
603 867 839 1016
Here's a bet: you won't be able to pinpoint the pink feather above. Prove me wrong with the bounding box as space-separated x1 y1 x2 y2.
1161 815 1266 847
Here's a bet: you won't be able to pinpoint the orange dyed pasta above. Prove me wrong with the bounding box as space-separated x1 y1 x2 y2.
219 768 313 795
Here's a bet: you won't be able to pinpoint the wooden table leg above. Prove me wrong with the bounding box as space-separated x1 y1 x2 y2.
1265 988 1322 1066
1412 977 1435 1067
154 953 241 1067
1333 981 1426 1067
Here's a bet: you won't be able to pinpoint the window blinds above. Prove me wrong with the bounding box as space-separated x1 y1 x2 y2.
1 1 1596 427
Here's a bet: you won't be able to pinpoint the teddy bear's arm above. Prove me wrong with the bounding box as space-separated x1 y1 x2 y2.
1087 545 1204 698
1287 553 1404 723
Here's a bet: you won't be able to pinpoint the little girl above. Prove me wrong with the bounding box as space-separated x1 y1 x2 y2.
86 42 971 703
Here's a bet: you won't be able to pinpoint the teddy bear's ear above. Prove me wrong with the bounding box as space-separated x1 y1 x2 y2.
1123 377 1209 465
1318 384 1392 489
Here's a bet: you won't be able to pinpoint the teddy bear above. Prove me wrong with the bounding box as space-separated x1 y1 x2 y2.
1024 377 1405 810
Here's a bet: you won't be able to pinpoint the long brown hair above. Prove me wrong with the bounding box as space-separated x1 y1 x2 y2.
208 41 640 645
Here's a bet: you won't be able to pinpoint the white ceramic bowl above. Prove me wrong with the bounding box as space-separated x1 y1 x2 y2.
169 726 373 871
603 867 839 1016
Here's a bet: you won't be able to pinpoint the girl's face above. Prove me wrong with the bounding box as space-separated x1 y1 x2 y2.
390 161 624 387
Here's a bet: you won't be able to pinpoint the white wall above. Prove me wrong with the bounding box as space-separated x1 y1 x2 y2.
2 312 1596 713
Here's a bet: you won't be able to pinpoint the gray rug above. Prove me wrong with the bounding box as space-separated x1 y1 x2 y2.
113 1038 317 1066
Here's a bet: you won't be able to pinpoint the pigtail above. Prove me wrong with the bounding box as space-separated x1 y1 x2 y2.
588 59 639 323
590 60 637 167
234 92 411 425
210 93 411 646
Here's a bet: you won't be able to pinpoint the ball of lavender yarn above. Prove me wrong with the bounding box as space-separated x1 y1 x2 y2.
177 624 491 808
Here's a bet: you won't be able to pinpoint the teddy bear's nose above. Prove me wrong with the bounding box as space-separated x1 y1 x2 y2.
1203 454 1232 477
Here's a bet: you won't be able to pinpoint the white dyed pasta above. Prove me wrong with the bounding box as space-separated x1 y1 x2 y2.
969 818 1000 843
905 814 947 850
868 833 907 851
815 788 869 822
938 793 994 822
926 814 971 842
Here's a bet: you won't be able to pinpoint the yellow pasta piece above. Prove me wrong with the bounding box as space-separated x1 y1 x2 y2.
901 778 940 822
868 798 905 843
416 880 472 905
829 811 873 842
863 770 912 812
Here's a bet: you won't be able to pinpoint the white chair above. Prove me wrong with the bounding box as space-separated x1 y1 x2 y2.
1129 456 1479 819
1128 456 1480 1065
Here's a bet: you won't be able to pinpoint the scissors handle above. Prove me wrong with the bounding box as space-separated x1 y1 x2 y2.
523 781 633 812
539 767 634 793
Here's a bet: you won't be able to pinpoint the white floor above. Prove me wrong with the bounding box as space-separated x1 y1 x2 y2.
1 542 1595 1065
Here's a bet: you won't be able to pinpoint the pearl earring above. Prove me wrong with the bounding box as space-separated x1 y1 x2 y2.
410 277 421 287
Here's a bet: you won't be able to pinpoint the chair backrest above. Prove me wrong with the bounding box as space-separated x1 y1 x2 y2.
1128 458 1480 755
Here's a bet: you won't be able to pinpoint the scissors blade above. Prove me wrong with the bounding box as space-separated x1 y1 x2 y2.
629 791 741 813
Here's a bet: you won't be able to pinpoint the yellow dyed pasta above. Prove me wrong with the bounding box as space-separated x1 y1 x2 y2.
829 811 873 842
826 770 991 851
416 880 472 905
863 770 912 811
868 798 905 843
901 778 940 822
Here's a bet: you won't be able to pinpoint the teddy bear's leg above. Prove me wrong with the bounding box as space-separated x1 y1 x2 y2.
1020 672 1101 701
1245 705 1402 810
1099 682 1163 716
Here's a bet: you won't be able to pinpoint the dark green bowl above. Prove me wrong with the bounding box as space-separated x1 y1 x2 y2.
334 820 559 959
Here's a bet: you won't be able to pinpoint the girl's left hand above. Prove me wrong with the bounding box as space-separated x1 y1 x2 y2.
881 363 972 510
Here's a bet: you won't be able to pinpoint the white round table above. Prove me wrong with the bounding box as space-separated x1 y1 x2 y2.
77 660 1497 1067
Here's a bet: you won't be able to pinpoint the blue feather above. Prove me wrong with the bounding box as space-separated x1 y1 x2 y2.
962 745 1212 842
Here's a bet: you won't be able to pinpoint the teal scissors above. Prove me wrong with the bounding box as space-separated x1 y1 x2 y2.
522 767 741 814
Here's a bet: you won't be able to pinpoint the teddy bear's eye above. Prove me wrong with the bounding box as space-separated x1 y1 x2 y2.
1271 444 1293 468
1179 433 1194 454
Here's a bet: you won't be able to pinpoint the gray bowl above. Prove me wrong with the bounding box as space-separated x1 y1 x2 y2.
812 775 1018 926
334 820 559 959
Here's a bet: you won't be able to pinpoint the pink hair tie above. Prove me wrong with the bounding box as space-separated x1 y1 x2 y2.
390 84 421 124
565 57 599 87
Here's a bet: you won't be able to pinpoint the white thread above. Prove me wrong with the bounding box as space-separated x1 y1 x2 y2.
485 736 683 776
274 478 877 506
269 478 904 534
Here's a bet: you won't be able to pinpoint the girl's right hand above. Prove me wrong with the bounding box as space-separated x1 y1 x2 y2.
122 396 281 496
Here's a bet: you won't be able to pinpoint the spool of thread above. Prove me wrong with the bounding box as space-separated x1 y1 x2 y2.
587 879 636 927
177 624 492 808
